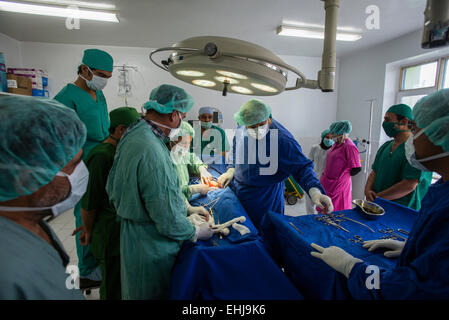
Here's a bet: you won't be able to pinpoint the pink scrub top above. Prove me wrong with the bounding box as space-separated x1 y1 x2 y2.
320 138 361 211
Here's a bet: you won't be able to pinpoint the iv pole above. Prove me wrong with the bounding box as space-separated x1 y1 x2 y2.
364 99 375 181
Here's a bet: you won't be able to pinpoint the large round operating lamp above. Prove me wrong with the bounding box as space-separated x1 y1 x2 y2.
150 0 340 96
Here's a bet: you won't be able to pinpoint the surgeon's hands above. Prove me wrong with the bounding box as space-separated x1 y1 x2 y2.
187 204 210 221
363 239 405 258
72 224 91 246
193 222 214 241
189 184 210 196
310 243 363 278
218 168 235 188
309 187 334 214
199 166 213 185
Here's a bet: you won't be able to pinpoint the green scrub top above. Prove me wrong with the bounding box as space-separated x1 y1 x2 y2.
173 151 207 199
0 216 85 300
81 142 118 259
106 120 196 300
192 124 230 158
54 83 110 160
372 140 433 210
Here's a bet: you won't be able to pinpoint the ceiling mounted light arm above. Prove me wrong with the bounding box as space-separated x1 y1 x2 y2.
149 47 201 71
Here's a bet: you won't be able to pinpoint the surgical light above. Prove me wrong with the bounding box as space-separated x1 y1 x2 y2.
176 70 205 77
0 0 119 22
192 79 216 87
422 0 449 48
150 0 341 95
214 76 239 84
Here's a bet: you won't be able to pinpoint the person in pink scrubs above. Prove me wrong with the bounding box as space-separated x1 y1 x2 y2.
320 120 362 211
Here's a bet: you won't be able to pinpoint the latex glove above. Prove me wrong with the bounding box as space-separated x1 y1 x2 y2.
217 168 234 188
193 222 214 242
199 166 213 185
186 204 210 221
363 239 405 258
309 187 334 214
189 184 210 196
187 213 207 226
310 243 363 278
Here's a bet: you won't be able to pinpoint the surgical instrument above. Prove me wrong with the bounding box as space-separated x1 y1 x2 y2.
289 222 303 235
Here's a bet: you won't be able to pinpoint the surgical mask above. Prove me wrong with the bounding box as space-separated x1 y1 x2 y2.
247 121 269 140
80 66 108 91
382 121 409 138
0 161 89 217
150 112 182 140
323 138 334 148
201 121 213 129
405 127 449 172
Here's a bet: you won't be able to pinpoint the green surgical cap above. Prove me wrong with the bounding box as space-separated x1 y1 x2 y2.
143 84 194 114
234 99 272 127
413 89 449 153
82 48 114 72
0 96 87 202
321 129 331 139
329 120 352 135
387 104 413 120
109 107 140 128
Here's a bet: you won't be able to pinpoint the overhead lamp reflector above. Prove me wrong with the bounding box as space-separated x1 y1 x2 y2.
192 79 216 87
0 1 119 22
216 70 248 80
251 83 278 93
176 70 205 77
214 76 239 84
231 86 253 94
277 25 362 42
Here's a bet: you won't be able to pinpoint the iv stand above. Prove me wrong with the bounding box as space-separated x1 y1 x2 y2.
114 64 138 107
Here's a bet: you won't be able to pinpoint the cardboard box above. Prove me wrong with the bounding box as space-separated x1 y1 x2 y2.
7 74 32 96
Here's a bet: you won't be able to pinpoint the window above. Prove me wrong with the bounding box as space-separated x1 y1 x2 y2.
397 57 449 108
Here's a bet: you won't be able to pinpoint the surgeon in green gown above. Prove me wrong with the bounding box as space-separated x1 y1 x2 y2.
54 48 113 286
365 104 433 210
169 121 213 219
74 107 140 300
106 84 214 300
0 96 87 299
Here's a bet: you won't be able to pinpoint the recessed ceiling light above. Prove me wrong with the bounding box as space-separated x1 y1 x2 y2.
277 25 362 42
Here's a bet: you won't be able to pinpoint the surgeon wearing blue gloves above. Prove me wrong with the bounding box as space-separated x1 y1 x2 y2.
218 99 333 229
310 89 449 299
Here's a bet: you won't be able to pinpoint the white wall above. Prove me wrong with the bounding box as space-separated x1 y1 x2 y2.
336 29 448 199
0 32 22 68
8 38 339 156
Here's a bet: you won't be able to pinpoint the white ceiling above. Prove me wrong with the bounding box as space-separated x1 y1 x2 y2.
0 0 427 57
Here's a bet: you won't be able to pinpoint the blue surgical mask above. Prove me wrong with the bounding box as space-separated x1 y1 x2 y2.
323 138 334 147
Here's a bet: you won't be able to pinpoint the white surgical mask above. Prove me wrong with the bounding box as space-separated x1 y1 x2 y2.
80 66 108 91
247 121 269 140
150 112 182 140
405 127 449 172
0 161 89 217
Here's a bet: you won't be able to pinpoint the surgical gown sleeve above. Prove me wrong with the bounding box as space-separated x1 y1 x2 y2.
187 152 207 176
279 136 325 195
138 148 196 241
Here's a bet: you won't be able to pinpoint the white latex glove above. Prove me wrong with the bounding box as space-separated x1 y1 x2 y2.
187 213 207 226
309 187 334 214
363 239 406 258
217 168 234 188
310 243 363 278
199 166 213 185
193 222 214 242
189 184 210 196
186 204 210 221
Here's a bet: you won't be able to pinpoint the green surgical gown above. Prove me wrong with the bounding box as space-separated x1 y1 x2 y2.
0 216 85 300
106 120 196 300
372 140 433 210
173 151 207 199
54 83 109 278
192 125 230 158
81 142 120 300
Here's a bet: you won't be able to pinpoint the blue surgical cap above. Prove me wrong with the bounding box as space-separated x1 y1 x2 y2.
0 96 87 202
329 120 352 135
143 84 194 114
234 99 272 127
199 106 214 116
413 89 449 153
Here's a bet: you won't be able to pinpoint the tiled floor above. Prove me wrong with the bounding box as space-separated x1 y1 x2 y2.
48 209 100 300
